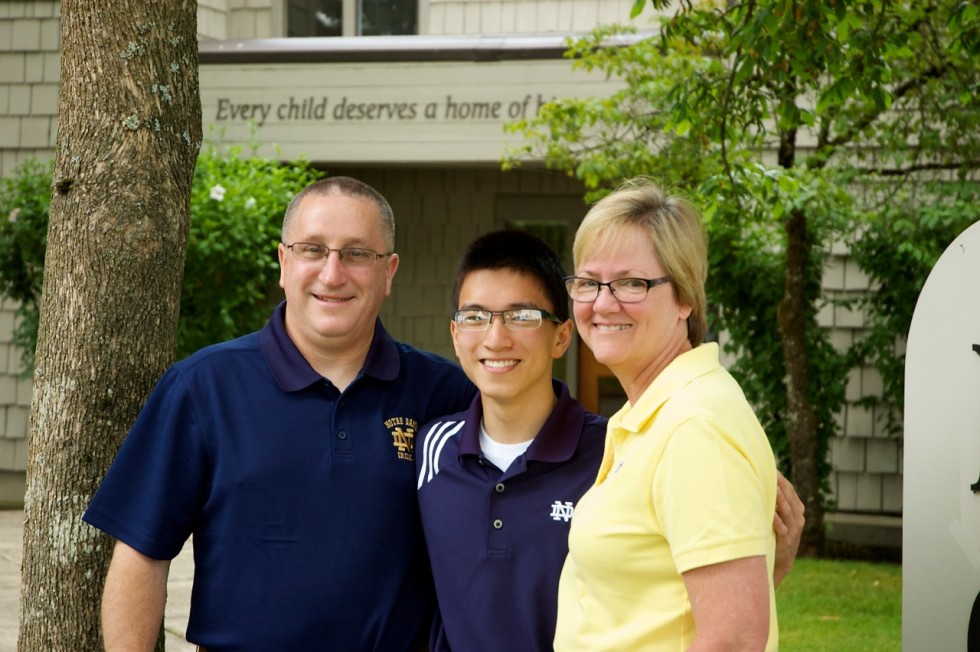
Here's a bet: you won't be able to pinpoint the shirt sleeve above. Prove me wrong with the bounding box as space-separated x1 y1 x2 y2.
653 413 773 575
83 366 210 560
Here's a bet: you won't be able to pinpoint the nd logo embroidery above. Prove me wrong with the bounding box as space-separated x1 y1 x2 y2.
550 501 575 522
384 416 419 461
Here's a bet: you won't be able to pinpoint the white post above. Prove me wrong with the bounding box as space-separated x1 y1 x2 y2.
903 219 980 650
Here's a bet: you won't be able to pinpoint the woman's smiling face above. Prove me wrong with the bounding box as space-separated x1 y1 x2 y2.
572 224 692 391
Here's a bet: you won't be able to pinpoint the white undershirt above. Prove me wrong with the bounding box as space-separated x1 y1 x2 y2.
479 420 534 472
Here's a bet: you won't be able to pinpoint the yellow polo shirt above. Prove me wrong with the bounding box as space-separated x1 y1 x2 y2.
554 343 778 651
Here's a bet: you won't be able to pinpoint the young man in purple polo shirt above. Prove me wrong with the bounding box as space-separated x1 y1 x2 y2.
416 230 605 652
416 231 805 652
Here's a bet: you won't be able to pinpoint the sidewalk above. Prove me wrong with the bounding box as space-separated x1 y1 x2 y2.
0 509 195 651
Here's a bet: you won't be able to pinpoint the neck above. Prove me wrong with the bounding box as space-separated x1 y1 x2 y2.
295 333 373 392
618 338 694 405
481 381 558 445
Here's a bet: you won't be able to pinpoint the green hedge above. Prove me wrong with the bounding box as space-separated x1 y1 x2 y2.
0 146 323 369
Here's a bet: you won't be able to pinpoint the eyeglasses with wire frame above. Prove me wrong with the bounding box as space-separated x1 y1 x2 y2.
563 276 671 303
452 308 563 331
284 242 393 267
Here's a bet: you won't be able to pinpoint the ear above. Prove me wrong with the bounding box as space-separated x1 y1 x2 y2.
551 319 574 360
278 243 287 289
384 253 400 296
450 319 463 361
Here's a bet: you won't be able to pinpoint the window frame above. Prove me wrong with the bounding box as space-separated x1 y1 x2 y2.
281 0 427 37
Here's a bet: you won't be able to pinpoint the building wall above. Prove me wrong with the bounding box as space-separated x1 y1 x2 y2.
0 0 904 532
227 0 276 39
198 56 620 164
199 0 648 41
821 245 904 514
0 297 29 507
199 0 281 40
199 0 230 40
0 0 60 178
425 0 642 35
0 0 59 504
0 0 278 177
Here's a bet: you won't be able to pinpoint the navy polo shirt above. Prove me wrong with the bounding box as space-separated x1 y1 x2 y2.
84 303 475 652
415 380 607 652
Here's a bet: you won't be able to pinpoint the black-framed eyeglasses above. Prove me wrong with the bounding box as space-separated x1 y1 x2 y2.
284 242 392 267
452 308 563 331
563 276 671 303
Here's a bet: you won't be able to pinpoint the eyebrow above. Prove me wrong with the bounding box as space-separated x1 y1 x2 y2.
574 271 655 279
457 302 547 311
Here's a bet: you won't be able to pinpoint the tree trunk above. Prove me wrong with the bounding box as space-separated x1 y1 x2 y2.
777 208 825 556
18 0 200 649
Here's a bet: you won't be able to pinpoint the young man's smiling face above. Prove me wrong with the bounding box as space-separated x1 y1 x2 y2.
451 268 572 408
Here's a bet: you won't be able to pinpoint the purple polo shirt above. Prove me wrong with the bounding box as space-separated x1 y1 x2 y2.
416 380 607 652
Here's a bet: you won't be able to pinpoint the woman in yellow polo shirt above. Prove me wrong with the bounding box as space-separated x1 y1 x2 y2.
555 178 779 651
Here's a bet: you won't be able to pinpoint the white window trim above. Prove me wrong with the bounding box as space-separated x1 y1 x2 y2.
343 0 356 36
272 0 285 36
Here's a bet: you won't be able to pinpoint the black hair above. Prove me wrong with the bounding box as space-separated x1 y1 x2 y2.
452 230 569 322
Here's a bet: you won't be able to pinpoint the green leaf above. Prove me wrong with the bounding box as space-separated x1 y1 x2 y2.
778 175 799 194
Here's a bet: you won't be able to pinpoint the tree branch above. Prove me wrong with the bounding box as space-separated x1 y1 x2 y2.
819 64 948 155
854 159 980 176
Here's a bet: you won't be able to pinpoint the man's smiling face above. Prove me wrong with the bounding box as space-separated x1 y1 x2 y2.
278 191 398 356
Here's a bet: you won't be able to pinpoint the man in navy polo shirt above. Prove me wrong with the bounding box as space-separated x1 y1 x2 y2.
84 176 476 652
416 231 805 652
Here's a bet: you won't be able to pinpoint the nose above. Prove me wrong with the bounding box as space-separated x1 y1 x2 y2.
592 283 621 313
482 315 513 347
317 249 346 284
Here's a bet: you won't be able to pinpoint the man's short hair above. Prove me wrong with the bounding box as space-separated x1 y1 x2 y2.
282 176 396 251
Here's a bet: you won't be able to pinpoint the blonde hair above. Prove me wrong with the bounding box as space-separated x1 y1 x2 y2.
573 178 708 346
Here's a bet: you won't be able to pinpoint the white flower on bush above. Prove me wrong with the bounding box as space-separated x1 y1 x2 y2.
8 208 19 223
209 184 226 201
244 197 257 210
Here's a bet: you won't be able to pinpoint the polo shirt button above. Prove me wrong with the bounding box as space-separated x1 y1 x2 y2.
493 519 503 529
495 483 505 493
338 431 348 440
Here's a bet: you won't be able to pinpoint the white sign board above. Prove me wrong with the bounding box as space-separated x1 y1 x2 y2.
199 58 620 163
904 219 980 650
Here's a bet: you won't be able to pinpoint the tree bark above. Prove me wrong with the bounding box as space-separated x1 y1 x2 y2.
18 0 200 649
777 208 825 556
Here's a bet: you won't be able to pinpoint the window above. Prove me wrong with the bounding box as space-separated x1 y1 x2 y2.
287 0 418 37
360 0 417 36
288 0 343 36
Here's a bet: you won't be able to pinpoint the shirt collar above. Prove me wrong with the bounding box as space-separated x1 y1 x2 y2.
457 379 585 463
260 301 400 392
612 342 720 435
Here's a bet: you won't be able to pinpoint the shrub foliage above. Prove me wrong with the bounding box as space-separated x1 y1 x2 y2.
0 147 323 369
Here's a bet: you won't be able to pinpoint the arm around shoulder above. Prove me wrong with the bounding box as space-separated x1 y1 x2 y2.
773 471 805 588
102 539 171 652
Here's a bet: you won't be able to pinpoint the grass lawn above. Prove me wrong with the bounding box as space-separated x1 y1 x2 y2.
777 557 901 651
